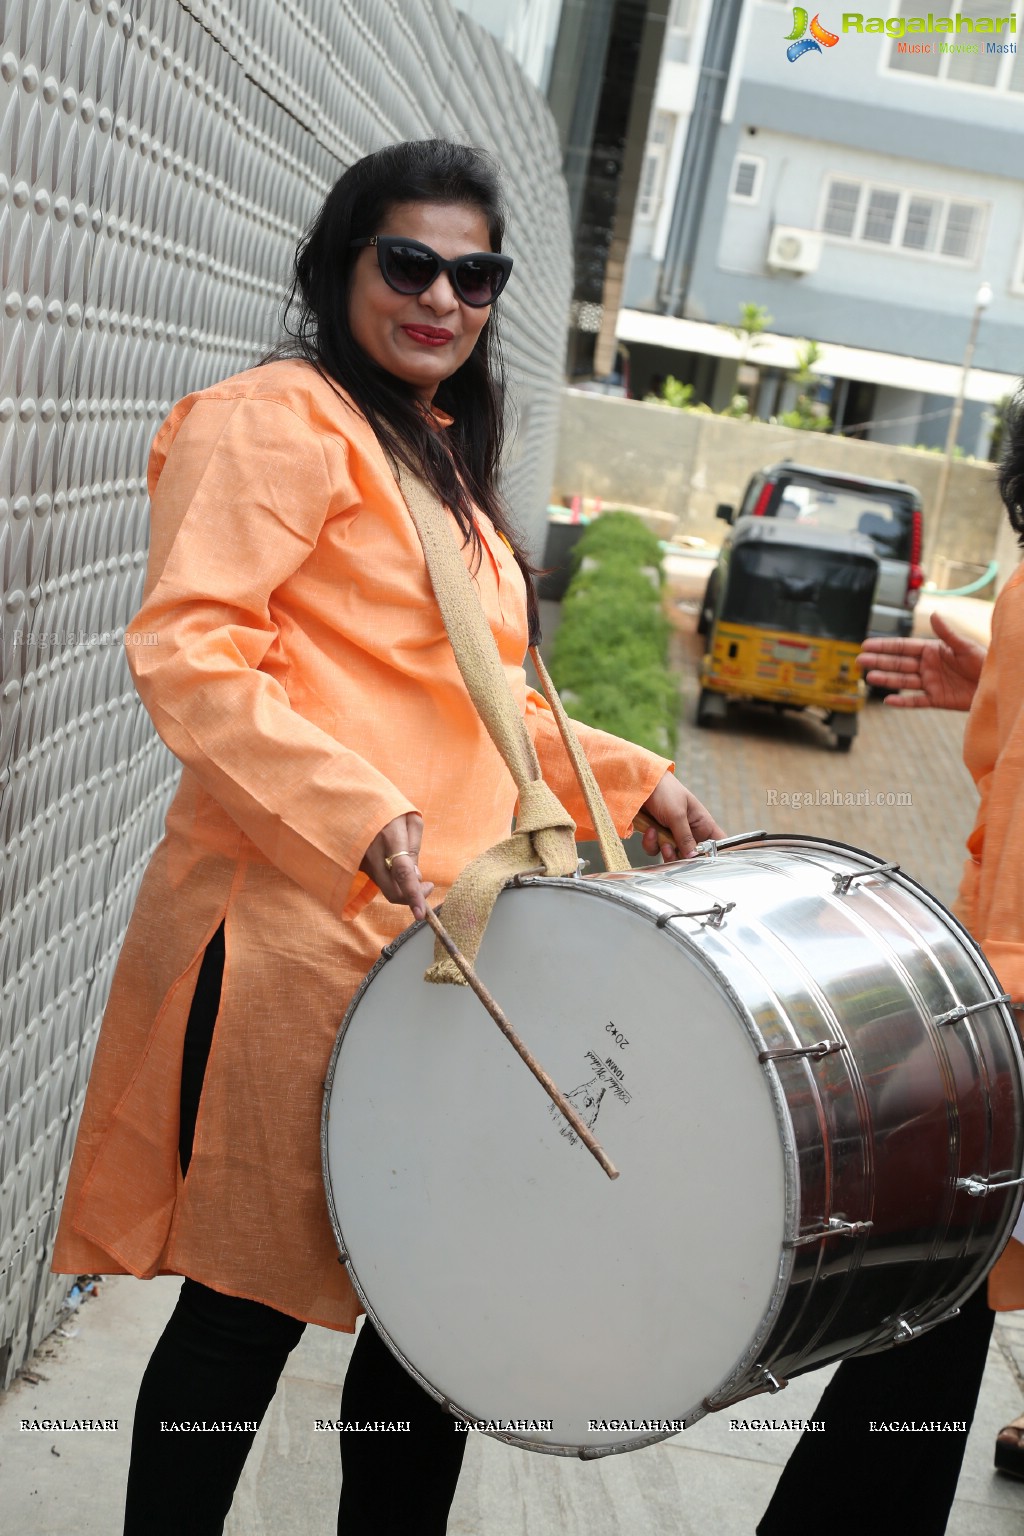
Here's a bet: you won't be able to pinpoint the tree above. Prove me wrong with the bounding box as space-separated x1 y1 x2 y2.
779 339 832 433
987 393 1013 463
720 303 773 417
791 338 823 387
723 302 773 359
645 374 694 409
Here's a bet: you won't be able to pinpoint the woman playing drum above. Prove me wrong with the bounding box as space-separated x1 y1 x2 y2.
51 139 721 1534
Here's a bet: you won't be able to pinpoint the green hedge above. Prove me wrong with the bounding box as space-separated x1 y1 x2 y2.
549 512 678 756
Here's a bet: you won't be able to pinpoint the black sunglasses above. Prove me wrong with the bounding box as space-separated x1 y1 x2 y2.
350 235 513 307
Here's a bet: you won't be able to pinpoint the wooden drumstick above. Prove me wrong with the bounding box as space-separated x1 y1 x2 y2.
634 808 677 856
422 906 620 1181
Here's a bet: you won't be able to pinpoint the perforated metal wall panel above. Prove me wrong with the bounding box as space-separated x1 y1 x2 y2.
0 0 570 1388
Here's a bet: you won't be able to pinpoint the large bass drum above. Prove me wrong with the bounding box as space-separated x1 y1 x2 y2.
322 835 1024 1458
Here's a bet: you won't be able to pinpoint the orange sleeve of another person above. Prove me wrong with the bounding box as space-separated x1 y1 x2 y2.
955 565 1024 1310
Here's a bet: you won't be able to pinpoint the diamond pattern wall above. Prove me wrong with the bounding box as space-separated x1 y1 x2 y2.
0 0 571 1388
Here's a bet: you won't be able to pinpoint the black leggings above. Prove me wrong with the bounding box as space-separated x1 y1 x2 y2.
124 924 466 1535
757 1278 995 1536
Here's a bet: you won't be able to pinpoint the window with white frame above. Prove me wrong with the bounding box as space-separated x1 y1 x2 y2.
822 180 860 238
666 0 695 64
902 195 939 249
942 200 984 259
636 111 676 223
862 188 900 243
730 155 765 203
821 176 986 262
888 0 1018 91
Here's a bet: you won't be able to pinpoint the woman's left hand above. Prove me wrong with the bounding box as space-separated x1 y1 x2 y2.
639 771 725 862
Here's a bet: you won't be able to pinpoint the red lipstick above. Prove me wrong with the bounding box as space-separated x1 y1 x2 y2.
402 325 453 347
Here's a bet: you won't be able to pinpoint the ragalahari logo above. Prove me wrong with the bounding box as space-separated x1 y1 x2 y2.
786 8 840 60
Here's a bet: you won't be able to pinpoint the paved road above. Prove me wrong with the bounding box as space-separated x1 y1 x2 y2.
669 624 976 912
4 611 1024 1533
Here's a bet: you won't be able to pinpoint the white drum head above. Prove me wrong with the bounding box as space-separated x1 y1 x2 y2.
324 880 789 1455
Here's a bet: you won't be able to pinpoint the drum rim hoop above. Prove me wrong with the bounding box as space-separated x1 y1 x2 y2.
321 865 799 1447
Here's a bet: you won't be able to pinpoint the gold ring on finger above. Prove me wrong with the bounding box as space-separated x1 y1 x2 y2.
384 850 417 872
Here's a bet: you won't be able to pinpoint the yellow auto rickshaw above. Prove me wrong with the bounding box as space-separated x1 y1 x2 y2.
697 518 879 751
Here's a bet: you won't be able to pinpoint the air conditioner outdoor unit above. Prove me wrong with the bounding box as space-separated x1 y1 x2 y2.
766 226 822 275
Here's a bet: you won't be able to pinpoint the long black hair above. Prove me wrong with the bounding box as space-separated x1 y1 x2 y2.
997 388 1024 550
267 138 541 641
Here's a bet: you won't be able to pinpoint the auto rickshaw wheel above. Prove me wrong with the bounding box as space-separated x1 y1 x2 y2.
696 573 717 639
835 734 853 753
696 688 718 728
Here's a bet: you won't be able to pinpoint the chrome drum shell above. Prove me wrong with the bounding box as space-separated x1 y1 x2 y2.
322 835 1024 1456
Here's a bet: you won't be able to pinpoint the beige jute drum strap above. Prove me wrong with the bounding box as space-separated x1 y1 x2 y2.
394 462 630 986
526 642 631 871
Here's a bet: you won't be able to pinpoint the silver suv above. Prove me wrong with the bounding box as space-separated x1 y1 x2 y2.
706 462 924 638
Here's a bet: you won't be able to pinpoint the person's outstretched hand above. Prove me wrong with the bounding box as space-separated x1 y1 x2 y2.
857 612 986 712
639 772 725 862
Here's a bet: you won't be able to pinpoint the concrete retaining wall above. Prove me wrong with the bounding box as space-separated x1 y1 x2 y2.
553 391 1010 582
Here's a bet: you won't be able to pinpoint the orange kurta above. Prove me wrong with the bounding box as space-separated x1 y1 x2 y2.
52 360 671 1328
954 562 1024 1310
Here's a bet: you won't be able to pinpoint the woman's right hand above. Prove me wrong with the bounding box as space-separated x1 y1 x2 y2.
360 813 434 920
857 611 986 712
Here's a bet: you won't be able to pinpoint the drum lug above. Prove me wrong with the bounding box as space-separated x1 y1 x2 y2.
831 862 900 895
703 1365 789 1412
655 901 735 930
696 830 768 860
934 994 1011 1027
758 1039 848 1064
786 1217 873 1248
956 1172 1024 1197
892 1308 960 1344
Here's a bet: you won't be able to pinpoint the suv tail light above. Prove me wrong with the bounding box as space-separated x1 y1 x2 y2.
906 507 924 607
752 483 773 517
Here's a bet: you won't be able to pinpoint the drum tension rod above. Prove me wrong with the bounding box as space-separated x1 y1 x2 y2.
759 1039 847 1064
695 830 768 860
934 993 1011 1027
956 1172 1024 1197
787 1217 874 1248
655 901 735 930
831 862 900 895
511 864 550 886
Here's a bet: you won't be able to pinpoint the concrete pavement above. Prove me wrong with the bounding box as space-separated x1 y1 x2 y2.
3 1269 1024 1533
